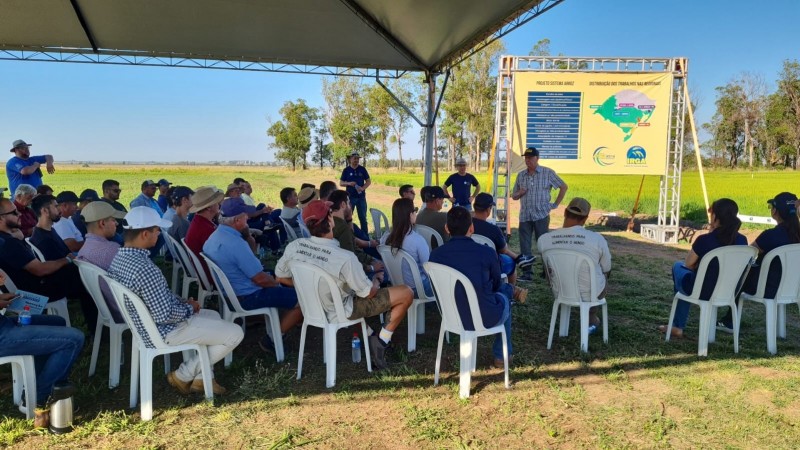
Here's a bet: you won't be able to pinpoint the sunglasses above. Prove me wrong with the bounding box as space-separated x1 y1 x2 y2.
0 209 20 216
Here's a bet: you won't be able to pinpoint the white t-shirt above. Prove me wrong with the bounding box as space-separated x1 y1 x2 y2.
537 225 611 300
53 216 84 243
275 236 373 321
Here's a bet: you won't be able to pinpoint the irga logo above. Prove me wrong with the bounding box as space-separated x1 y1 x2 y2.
593 147 615 166
626 146 647 165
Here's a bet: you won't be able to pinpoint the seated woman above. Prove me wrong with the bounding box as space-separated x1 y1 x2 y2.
382 198 433 297
717 192 800 331
659 198 747 338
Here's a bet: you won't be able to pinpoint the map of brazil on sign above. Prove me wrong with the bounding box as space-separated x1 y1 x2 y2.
592 90 656 142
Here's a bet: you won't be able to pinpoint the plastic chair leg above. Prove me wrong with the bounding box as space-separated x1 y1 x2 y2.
360 320 373 373
471 337 478 373
434 326 445 386
579 304 590 353
130 347 140 409
89 321 104 377
325 327 337 388
697 304 710 357
459 335 472 399
109 329 122 389
196 348 214 401
665 298 679 343
731 302 740 354
707 306 718 344
407 302 418 353
547 301 559 349
140 355 154 421
416 303 426 335
777 303 787 339
559 304 571 337
765 300 778 355
296 324 308 380
602 303 609 344
21 357 36 419
266 310 284 362
500 329 510 389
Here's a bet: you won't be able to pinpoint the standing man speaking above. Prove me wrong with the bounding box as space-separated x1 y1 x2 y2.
511 147 568 281
339 151 371 235
6 139 55 195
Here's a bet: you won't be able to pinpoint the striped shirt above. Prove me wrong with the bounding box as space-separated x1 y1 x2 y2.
513 165 565 222
108 247 193 347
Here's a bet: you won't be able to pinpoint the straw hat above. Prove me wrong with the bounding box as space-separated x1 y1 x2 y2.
189 186 224 213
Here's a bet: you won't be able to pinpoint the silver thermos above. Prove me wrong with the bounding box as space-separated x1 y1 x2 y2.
48 383 75 434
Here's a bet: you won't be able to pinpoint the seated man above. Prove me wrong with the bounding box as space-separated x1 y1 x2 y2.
221 184 272 229
156 179 172 212
13 183 38 238
0 272 84 426
318 180 338 202
72 189 100 239
0 197 96 332
329 190 384 275
429 207 513 368
472 193 521 287
165 186 194 243
203 212 303 351
296 186 318 238
537 198 611 328
278 186 301 241
52 191 84 252
130 179 163 216
185 186 224 278
108 207 243 395
415 186 450 246
76 201 127 322
399 184 416 202
275 200 413 369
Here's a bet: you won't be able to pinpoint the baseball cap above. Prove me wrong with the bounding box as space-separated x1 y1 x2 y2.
55 191 80 204
303 200 333 225
123 206 172 230
81 201 126 223
141 179 157 189
348 151 361 158
473 193 495 209
10 139 31 152
566 198 591 216
767 192 798 219
455 157 467 166
523 147 540 157
424 186 445 201
157 179 172 187
79 189 100 202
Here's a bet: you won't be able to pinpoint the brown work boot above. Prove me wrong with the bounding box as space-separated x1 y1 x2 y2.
512 286 528 304
167 371 193 395
34 408 49 429
190 378 228 395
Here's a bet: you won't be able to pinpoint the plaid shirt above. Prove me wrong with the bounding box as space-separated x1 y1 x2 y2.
108 247 192 347
513 165 565 222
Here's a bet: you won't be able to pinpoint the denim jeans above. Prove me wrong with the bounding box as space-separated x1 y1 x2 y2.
350 196 369 236
671 261 696 329
0 315 85 406
518 217 550 258
491 291 513 360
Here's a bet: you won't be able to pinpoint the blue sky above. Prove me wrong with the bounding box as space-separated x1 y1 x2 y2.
1 0 798 163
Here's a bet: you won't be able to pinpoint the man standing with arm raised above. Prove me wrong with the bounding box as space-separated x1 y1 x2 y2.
6 139 55 195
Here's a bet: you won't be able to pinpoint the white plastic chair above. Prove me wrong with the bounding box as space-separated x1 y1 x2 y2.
201 253 284 365
415 224 443 250
0 355 36 419
2 258 70 326
289 261 373 388
471 233 496 250
164 234 199 301
541 248 609 353
369 208 390 240
377 245 439 352
424 261 510 399
280 217 300 243
666 246 757 356
738 244 800 354
161 228 184 294
180 238 219 308
75 260 129 389
102 275 214 421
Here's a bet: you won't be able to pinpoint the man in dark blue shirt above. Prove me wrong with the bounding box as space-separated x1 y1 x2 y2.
339 151 371 235
429 206 513 368
472 193 521 288
443 157 480 211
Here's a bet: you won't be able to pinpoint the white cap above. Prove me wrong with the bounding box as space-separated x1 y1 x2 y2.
123 206 172 230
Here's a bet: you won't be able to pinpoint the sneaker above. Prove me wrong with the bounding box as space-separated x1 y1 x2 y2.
369 335 389 370
517 272 533 282
716 321 734 334
512 286 528 304
190 378 228 395
517 255 536 269
167 371 193 395
259 334 276 354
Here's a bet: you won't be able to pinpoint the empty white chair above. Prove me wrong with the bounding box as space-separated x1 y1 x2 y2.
470 234 496 250
280 217 300 243
415 224 443 250
0 355 36 419
102 275 214 421
541 248 609 353
164 234 200 301
201 253 284 365
180 238 219 308
666 246 757 356
160 228 184 294
424 261 510 399
738 244 800 354
377 245 439 352
289 261 372 388
369 208 390 240
2 258 70 326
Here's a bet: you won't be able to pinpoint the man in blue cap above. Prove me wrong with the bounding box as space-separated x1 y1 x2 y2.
156 179 172 212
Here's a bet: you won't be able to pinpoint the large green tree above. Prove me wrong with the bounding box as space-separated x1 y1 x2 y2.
321 76 376 164
267 99 317 171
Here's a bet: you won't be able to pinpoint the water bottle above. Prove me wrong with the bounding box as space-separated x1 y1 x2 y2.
351 333 362 363
587 324 598 335
18 305 31 326
258 246 266 260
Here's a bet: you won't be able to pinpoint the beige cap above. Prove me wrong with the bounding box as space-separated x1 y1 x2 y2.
81 201 126 223
565 197 591 216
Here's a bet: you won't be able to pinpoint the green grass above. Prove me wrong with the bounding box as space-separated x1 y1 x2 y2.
3 166 800 448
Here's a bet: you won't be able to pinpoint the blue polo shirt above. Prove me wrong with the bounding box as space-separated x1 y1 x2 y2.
429 236 503 330
157 194 169 212
6 155 47 194
203 224 263 296
340 165 370 199
444 172 479 206
472 218 506 252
